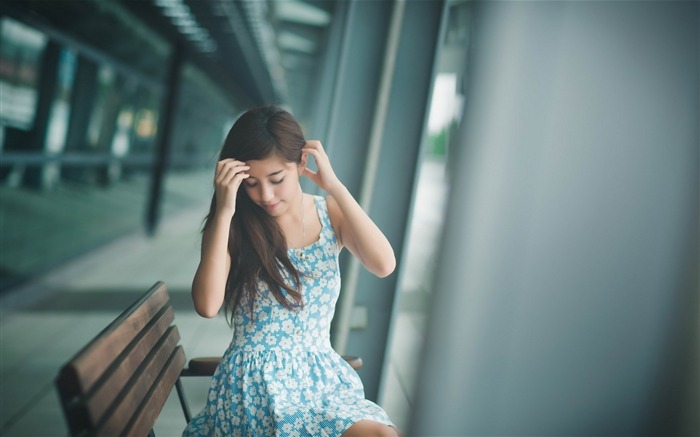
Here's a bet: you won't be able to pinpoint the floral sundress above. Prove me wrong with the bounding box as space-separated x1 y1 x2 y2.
183 195 393 436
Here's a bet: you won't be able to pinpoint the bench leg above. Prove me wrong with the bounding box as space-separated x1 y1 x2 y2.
175 377 193 423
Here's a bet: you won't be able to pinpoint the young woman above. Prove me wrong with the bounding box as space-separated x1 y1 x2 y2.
183 106 400 436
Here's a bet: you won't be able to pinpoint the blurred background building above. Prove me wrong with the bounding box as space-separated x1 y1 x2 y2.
0 0 697 436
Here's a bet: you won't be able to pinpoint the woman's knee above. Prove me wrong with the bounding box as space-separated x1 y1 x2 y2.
342 420 401 437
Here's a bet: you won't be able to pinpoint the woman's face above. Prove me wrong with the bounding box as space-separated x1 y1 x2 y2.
242 154 303 217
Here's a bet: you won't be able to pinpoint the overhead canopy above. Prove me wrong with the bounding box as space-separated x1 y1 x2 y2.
2 0 336 118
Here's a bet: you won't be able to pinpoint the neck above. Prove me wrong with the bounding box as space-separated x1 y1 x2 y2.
279 188 306 249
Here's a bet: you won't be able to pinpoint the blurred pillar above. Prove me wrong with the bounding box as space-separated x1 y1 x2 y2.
411 1 699 435
62 55 98 182
327 0 444 401
302 1 348 196
308 1 348 145
322 0 392 201
325 0 393 357
146 43 184 235
95 73 125 186
23 40 60 189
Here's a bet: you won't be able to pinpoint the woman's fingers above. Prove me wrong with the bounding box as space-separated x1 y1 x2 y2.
301 141 343 194
221 169 249 187
216 159 247 171
305 139 324 150
214 159 250 213
302 147 326 169
218 163 249 182
215 158 241 177
303 141 327 159
302 166 318 182
215 160 249 185
216 159 247 174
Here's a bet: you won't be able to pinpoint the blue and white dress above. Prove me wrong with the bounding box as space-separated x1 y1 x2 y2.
183 195 393 436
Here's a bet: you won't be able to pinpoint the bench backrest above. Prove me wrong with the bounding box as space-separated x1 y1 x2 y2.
55 282 186 436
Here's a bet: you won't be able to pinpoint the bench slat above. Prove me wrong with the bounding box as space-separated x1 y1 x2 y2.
85 305 175 425
55 282 189 435
124 346 187 436
70 283 170 393
95 325 182 434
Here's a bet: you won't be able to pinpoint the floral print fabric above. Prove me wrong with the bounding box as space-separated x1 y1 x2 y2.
183 196 393 436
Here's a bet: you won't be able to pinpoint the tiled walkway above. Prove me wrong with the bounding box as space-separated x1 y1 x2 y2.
0 198 413 435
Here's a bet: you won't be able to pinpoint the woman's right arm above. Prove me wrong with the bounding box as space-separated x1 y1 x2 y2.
191 159 249 318
191 211 233 318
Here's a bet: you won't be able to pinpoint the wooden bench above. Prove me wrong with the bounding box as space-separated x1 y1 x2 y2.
55 281 362 436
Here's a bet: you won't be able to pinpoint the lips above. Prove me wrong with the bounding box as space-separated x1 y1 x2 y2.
263 201 280 212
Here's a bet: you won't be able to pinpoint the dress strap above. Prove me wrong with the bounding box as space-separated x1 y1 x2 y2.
313 195 339 251
313 195 331 229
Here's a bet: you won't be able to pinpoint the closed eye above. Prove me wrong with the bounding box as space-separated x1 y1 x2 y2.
244 177 283 188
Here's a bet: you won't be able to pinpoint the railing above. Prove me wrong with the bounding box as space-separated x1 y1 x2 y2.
0 152 205 168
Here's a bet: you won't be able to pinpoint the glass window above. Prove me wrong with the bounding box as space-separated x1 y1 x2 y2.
161 63 237 220
0 17 47 131
0 21 154 293
379 0 472 429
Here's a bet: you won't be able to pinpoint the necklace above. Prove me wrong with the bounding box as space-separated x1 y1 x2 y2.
297 191 306 259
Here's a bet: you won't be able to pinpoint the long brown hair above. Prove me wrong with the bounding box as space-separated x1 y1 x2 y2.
204 106 305 321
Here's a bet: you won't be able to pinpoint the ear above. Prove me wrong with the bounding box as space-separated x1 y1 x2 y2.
297 152 308 176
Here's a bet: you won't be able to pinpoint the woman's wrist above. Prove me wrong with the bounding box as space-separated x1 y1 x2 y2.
327 181 348 199
213 208 235 224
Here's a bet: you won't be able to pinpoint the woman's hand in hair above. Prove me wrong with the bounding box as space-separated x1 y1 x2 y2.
304 139 396 277
215 158 250 217
302 140 342 195
193 159 245 318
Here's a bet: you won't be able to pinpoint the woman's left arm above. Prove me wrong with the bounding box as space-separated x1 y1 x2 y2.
302 140 396 278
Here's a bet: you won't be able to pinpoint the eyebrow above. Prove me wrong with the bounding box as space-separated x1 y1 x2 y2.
248 169 285 180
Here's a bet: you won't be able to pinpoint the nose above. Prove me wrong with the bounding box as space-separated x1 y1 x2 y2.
260 183 274 203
